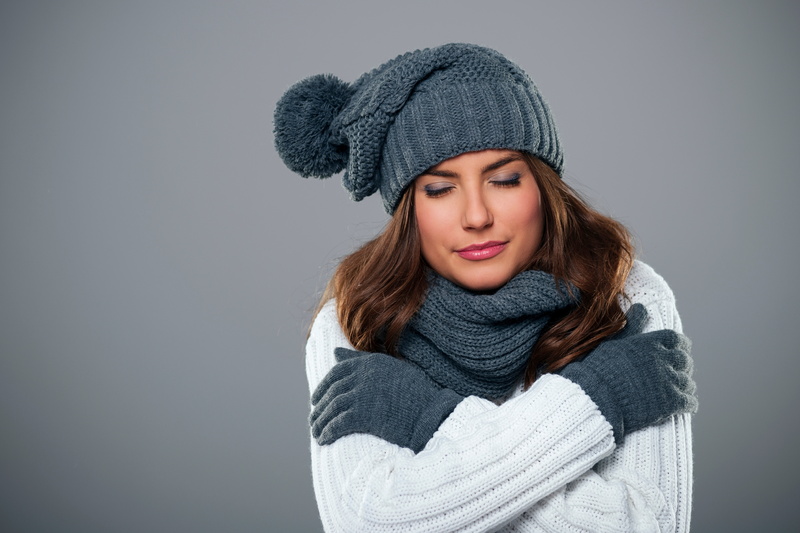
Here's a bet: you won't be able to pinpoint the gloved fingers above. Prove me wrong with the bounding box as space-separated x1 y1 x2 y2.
310 390 336 434
614 303 648 339
310 380 328 407
310 380 342 428
311 368 340 406
658 336 694 374
656 366 698 417
667 366 695 395
675 333 692 357
667 383 699 416
316 410 360 446
672 348 694 375
311 369 364 419
317 408 383 447
663 331 692 354
310 390 357 441
311 359 360 405
681 390 700 414
636 329 680 350
628 330 690 372
660 330 690 351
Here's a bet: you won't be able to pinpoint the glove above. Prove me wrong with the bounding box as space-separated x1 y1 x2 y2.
558 303 698 443
310 347 464 453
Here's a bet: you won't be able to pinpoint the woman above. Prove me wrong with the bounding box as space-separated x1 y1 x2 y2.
275 43 697 532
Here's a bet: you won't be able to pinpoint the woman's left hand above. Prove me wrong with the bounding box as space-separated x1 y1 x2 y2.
558 304 698 443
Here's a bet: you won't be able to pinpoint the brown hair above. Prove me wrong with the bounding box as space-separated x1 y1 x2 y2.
520 155 633 385
319 153 634 387
317 190 427 355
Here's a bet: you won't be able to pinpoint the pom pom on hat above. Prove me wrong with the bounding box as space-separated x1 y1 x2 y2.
274 44 563 214
274 74 353 178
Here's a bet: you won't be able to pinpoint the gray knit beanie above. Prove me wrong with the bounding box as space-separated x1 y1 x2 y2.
274 43 562 214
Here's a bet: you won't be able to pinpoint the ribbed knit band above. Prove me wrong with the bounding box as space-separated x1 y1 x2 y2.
379 80 561 212
274 43 563 214
399 270 578 400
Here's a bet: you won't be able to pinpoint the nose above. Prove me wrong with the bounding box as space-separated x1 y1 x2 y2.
462 190 493 230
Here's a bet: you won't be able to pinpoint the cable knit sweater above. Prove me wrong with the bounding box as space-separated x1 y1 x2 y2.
305 261 693 532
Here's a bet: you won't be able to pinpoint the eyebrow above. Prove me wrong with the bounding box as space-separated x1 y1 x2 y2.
421 155 523 178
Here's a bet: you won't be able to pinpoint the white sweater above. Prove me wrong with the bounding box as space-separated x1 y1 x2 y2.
305 261 693 532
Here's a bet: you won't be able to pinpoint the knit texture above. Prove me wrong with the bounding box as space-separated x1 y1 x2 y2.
274 43 563 213
310 347 463 453
308 269 697 455
399 270 578 399
306 261 694 532
558 307 698 443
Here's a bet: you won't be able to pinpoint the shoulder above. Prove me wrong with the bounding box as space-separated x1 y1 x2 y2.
310 298 339 335
621 260 682 333
308 298 349 351
623 260 675 309
305 299 353 393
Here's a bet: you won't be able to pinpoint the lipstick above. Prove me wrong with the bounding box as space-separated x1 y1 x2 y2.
455 241 507 260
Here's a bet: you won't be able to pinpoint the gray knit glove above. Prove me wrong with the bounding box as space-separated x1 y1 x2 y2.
558 303 698 443
310 348 464 453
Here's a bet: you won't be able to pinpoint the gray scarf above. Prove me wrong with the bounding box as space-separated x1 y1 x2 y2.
398 270 579 400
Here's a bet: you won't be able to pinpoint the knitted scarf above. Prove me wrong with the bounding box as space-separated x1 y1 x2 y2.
398 270 579 400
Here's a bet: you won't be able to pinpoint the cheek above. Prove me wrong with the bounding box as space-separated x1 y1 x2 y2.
511 190 544 248
415 199 451 253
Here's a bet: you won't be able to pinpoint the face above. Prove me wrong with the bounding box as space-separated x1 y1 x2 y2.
414 149 544 292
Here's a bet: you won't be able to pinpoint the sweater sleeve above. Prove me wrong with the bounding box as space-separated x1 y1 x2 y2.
498 261 693 532
305 261 692 532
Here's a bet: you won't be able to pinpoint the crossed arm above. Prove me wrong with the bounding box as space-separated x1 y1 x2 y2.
305 261 693 532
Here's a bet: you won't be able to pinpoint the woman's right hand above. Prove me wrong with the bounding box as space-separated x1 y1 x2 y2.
310 347 463 453
305 263 695 532
557 303 698 443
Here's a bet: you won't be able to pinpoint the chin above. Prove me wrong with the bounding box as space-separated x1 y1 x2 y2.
452 272 513 293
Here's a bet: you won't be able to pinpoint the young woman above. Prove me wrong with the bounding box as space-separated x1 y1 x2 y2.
275 43 697 532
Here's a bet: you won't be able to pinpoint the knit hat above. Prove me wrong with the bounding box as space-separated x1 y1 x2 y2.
274 43 562 214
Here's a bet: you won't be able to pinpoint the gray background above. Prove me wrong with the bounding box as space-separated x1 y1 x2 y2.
1 1 798 532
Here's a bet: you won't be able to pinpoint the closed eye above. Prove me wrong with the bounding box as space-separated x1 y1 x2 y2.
491 173 521 188
424 184 455 198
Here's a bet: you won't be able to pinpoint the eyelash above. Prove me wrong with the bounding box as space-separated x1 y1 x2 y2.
424 186 453 198
423 173 522 198
493 174 521 187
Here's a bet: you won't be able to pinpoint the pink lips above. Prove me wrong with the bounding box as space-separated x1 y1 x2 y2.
455 241 507 260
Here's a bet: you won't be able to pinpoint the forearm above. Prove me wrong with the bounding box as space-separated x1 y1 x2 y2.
311 389 692 533
311 375 615 532
499 412 693 532
306 261 694 532
307 302 616 531
498 262 694 532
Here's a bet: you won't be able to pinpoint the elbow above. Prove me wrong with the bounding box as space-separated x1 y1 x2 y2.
314 448 424 532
